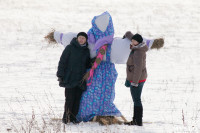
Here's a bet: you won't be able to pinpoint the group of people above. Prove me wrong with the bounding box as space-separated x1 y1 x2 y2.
45 11 164 126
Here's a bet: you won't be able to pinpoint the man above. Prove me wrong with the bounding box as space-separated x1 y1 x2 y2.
57 32 91 124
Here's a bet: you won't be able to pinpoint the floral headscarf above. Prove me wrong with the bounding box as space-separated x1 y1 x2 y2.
87 11 114 50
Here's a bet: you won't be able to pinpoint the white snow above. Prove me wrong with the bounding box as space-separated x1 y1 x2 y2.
0 0 200 132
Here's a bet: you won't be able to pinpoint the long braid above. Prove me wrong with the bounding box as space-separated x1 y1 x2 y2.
83 44 108 86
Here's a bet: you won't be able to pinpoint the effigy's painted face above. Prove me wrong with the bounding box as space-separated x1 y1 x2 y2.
77 36 87 45
95 13 110 32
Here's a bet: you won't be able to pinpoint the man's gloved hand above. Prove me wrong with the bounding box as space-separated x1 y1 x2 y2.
58 77 63 82
79 81 87 91
91 57 96 64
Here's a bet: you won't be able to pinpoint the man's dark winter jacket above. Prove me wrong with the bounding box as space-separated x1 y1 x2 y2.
57 38 91 90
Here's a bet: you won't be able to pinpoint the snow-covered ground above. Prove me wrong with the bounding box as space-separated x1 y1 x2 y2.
0 0 200 132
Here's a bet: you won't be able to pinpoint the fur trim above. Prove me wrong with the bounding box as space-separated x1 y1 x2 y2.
131 42 146 49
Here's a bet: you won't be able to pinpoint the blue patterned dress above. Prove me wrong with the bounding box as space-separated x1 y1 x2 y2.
76 12 122 122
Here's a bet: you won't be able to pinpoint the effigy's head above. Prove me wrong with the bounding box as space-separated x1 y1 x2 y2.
87 11 114 50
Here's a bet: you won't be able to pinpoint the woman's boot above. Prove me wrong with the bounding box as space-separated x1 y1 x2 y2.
124 107 136 125
124 106 143 126
134 106 143 126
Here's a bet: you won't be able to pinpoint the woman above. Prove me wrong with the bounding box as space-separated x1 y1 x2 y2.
124 33 148 126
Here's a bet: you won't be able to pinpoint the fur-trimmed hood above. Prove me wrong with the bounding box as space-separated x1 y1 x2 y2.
131 42 148 52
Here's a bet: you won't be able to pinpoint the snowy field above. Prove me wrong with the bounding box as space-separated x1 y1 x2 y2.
0 0 200 132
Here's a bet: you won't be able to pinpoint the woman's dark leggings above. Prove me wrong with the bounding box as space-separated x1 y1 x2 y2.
130 82 145 107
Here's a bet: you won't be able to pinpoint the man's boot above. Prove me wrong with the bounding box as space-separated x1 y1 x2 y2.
62 111 70 124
